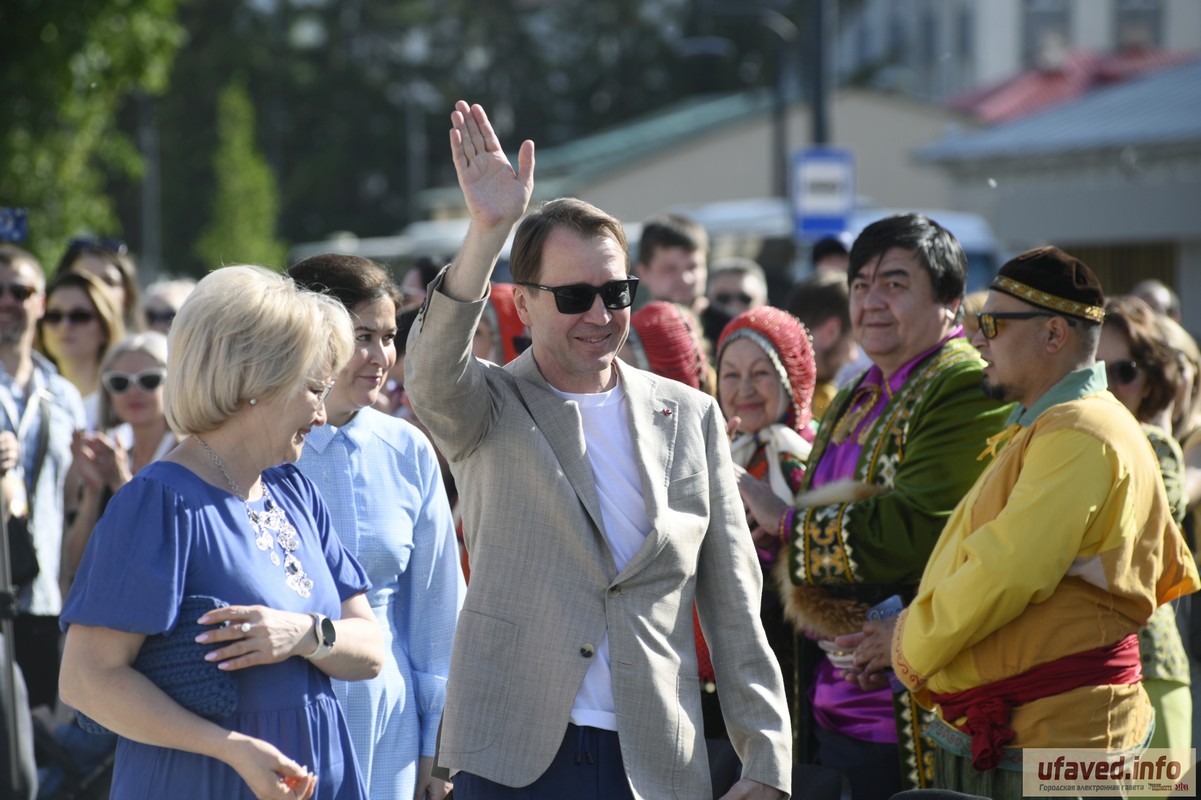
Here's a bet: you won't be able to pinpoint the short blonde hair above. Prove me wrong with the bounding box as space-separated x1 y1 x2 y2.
165 265 353 435
98 332 170 430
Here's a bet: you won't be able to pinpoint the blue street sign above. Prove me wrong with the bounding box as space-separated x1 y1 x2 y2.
792 147 855 241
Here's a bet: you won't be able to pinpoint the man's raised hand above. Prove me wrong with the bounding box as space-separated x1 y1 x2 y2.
449 101 534 231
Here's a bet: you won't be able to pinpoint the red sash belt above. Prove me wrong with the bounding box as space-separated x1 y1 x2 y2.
929 634 1142 771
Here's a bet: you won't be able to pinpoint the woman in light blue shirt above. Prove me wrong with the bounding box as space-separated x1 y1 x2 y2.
290 254 464 800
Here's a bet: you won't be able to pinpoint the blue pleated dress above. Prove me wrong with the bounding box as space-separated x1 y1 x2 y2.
61 461 370 799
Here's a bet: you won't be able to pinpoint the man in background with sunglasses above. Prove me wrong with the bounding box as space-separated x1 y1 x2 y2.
702 257 769 347
842 248 1199 799
0 245 87 719
405 102 790 800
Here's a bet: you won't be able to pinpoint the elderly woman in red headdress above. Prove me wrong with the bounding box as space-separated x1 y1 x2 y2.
716 307 816 729
717 307 816 550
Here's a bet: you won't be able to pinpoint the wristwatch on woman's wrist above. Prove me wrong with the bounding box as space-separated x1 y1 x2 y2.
304 612 336 660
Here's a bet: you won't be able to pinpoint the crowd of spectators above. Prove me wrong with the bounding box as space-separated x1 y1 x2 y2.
2 101 1199 800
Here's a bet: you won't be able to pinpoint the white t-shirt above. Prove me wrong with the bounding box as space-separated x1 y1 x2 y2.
550 378 651 731
83 390 100 432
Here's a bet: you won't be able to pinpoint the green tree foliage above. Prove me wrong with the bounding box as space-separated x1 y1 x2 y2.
152 0 715 271
193 78 287 271
72 0 819 275
0 0 184 269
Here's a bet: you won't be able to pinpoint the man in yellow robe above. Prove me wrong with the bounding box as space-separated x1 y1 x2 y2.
841 246 1200 799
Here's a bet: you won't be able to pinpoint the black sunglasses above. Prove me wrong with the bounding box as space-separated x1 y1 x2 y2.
1106 359 1140 386
43 308 97 326
975 311 1056 340
519 278 639 315
0 283 38 302
102 368 166 394
145 308 177 327
714 291 754 307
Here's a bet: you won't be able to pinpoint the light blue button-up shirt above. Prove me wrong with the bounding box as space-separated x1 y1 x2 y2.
297 406 464 799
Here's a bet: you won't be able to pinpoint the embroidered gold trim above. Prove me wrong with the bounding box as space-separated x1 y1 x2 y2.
830 383 881 445
797 340 984 585
991 276 1104 322
799 504 856 584
895 691 936 789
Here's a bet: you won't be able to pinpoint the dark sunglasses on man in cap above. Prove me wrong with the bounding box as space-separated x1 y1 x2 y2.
975 311 1053 340
975 310 1077 340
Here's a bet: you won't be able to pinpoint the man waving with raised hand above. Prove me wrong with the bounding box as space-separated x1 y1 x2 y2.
404 101 791 799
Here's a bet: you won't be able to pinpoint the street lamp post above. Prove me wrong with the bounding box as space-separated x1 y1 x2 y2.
759 10 800 199
810 0 830 146
693 7 799 199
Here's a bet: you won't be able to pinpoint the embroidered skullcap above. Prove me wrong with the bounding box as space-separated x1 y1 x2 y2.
482 283 529 364
628 301 708 390
717 306 816 436
991 246 1104 323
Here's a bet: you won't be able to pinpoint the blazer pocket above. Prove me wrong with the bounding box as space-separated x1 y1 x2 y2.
444 610 517 754
667 470 708 501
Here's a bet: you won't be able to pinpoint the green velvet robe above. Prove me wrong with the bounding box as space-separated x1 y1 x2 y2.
777 336 1013 789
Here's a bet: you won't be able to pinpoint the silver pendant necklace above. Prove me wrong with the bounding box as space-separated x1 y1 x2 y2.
194 435 314 598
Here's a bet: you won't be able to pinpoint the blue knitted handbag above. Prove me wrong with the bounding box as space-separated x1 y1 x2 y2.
77 595 239 734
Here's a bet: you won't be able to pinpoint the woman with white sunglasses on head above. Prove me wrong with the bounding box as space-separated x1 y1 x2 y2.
62 331 180 588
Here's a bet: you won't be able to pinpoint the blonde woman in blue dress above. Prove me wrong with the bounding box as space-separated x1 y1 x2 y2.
59 265 385 799
290 254 465 800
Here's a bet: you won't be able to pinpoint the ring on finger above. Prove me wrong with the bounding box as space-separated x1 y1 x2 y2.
238 622 251 634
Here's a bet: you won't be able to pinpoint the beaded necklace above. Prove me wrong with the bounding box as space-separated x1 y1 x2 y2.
194 435 314 598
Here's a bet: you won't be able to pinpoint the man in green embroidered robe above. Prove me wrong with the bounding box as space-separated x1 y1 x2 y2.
738 214 1012 800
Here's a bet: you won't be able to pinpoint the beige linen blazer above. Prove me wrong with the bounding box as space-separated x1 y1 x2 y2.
405 278 791 800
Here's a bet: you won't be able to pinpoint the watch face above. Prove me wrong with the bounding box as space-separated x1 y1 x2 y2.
319 616 337 646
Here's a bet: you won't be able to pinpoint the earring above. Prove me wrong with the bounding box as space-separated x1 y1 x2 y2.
248 398 258 406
